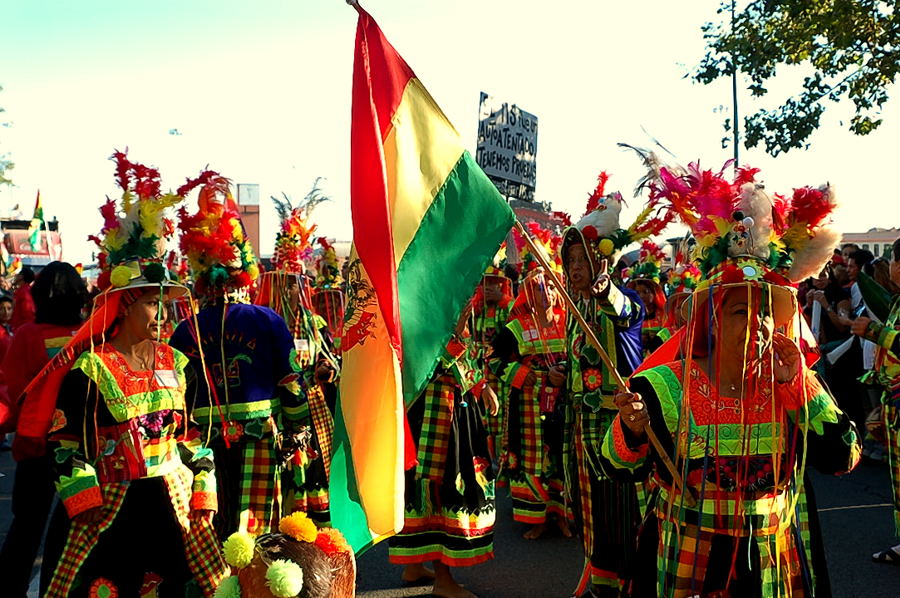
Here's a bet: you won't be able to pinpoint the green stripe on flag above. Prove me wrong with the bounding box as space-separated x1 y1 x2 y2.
397 150 514 406
329 394 377 554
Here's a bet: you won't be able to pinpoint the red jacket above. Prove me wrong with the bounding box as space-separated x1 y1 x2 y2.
0 323 79 448
11 284 36 331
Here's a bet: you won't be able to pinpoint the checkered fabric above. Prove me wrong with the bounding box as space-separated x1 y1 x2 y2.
417 376 455 482
163 465 227 596
887 402 900 535
307 384 334 479
45 483 129 598
519 380 543 476
239 437 281 535
655 495 806 598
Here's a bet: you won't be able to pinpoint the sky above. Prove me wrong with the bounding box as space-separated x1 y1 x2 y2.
1 0 898 265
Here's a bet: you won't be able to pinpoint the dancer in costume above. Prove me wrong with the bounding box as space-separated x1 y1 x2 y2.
626 241 671 355
313 236 345 341
388 305 500 598
605 164 860 597
662 245 701 339
850 235 900 563
38 152 226 597
560 172 670 598
491 223 572 539
474 254 514 460
256 192 338 527
170 172 303 539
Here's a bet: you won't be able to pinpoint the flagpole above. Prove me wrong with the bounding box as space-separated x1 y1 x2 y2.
346 0 363 15
514 220 695 506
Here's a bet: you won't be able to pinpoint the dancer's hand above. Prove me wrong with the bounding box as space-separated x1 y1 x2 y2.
591 259 611 298
772 332 801 384
522 370 537 389
482 385 500 416
850 316 872 338
547 364 566 387
614 391 647 437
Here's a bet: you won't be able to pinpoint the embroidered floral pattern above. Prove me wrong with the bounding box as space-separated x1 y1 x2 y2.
89 577 119 598
582 368 603 391
223 421 244 443
49 409 68 434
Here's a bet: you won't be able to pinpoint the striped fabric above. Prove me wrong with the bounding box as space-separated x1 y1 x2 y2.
46 483 129 598
239 437 281 535
307 384 334 478
416 376 455 482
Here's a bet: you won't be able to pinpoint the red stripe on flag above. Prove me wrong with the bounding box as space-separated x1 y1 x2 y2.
351 8 417 468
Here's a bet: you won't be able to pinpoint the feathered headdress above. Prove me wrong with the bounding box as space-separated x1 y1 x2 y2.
314 237 342 289
626 240 667 285
667 245 703 296
271 179 330 274
652 162 839 287
514 221 563 275
178 172 259 298
563 170 674 273
89 150 188 294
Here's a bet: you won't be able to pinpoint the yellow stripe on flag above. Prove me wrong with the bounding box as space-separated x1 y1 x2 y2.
384 77 465 263
339 247 406 537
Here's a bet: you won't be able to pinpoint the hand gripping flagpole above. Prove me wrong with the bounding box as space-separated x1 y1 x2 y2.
514 220 695 506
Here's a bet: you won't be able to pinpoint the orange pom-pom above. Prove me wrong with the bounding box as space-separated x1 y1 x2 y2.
279 511 317 543
315 527 351 556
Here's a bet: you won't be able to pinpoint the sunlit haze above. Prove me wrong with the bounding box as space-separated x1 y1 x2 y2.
1 0 897 264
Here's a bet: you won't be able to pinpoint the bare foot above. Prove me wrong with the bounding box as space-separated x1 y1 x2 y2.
432 578 478 598
555 516 573 538
401 563 435 584
523 522 546 540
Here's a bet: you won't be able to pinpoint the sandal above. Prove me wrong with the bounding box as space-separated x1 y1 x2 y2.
871 547 900 565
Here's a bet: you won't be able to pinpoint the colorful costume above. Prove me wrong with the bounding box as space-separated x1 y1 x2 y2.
560 171 670 597
171 172 302 539
626 240 671 355
474 261 513 456
602 163 860 597
859 294 900 536
37 152 226 597
256 191 338 527
388 334 496 567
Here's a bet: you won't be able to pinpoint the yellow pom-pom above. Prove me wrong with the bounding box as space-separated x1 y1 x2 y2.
597 238 615 257
246 263 259 281
110 265 133 288
279 511 318 543
223 532 255 569
266 560 304 598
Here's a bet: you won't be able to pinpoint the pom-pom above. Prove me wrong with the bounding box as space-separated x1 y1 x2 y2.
110 265 133 288
315 527 351 556
246 263 260 281
598 238 615 256
581 225 598 241
142 261 166 283
280 511 318 543
742 217 754 228
266 559 304 598
213 576 242 598
223 532 256 569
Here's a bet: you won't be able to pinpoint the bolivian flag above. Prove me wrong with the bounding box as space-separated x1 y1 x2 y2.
27 190 44 252
331 6 515 553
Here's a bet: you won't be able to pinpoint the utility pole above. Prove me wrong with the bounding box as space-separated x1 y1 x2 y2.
731 0 740 167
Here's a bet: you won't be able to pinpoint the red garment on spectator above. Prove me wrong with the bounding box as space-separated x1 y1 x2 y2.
0 323 78 446
11 283 36 331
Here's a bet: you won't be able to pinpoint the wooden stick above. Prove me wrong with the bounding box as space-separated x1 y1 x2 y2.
513 221 695 506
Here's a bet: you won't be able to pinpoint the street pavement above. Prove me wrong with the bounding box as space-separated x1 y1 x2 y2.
2 450 899 597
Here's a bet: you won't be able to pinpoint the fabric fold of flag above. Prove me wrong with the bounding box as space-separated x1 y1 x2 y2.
332 6 515 553
27 190 44 251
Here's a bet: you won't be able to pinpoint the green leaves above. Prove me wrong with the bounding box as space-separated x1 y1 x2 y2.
695 0 900 156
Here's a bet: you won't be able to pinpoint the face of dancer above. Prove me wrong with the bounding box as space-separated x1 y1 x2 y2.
634 281 656 317
121 290 165 341
285 276 301 313
892 253 900 287
0 300 12 325
482 278 502 306
524 274 556 324
668 293 688 328
714 288 774 365
565 244 591 293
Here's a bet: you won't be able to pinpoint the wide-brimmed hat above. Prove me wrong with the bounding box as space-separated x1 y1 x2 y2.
89 150 191 299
